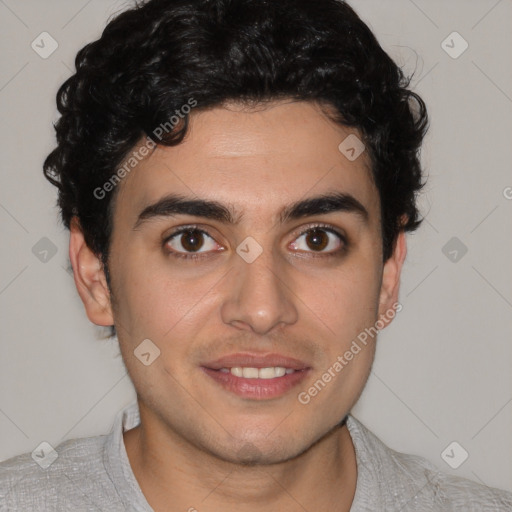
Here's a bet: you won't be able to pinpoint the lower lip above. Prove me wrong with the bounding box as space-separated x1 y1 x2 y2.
201 367 310 400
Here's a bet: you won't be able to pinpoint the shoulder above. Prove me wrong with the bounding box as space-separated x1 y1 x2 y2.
390 448 512 511
0 434 121 511
347 415 512 511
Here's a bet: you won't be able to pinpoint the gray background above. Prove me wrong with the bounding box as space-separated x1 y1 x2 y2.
0 0 511 493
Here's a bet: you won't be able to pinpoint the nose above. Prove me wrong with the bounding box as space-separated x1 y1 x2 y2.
220 246 298 335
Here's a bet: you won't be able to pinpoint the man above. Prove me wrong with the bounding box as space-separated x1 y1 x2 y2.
1 0 511 510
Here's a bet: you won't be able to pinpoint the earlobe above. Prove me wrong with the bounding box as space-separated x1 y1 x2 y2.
69 217 114 326
377 229 407 326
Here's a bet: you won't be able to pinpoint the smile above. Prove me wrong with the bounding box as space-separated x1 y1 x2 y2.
219 366 296 379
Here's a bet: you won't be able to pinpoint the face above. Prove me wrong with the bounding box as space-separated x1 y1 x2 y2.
72 100 405 465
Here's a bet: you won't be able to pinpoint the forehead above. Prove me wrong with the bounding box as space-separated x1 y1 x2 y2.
114 100 379 224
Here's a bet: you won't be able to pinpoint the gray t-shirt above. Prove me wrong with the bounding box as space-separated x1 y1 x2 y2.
1 401 511 511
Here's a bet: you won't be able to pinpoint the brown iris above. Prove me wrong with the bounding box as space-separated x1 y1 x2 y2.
180 229 204 252
305 228 329 251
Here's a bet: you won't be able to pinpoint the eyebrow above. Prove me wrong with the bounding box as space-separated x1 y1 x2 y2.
133 191 369 229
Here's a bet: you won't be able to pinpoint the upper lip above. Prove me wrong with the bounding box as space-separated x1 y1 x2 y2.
203 352 311 370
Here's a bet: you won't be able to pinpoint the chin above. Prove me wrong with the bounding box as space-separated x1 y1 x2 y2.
207 437 308 467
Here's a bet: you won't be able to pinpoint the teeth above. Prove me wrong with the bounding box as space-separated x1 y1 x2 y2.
225 367 294 379
242 367 260 378
231 367 244 377
259 367 285 378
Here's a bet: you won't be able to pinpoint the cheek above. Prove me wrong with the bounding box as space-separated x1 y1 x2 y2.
295 259 381 340
295 269 380 423
112 252 221 344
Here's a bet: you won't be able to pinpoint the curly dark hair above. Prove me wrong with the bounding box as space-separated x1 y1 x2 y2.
44 0 428 277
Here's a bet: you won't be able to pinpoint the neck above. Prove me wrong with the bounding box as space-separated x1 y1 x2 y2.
124 404 357 512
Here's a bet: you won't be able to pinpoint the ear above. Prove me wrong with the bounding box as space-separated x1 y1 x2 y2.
377 227 407 329
69 217 114 326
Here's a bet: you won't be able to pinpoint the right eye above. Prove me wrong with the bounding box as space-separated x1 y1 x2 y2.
163 226 223 259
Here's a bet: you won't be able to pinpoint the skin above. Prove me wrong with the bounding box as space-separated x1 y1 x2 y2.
69 99 407 511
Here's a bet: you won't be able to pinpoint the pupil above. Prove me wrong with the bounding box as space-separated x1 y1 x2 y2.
306 229 328 251
181 230 203 252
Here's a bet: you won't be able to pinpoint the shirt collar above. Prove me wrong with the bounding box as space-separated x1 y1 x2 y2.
103 401 153 511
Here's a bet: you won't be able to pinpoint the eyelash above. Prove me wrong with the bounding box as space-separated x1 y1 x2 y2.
162 223 348 261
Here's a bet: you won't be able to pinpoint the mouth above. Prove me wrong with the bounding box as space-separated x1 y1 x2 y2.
201 353 311 400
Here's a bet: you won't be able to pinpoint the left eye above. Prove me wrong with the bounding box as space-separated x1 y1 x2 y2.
290 228 343 253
